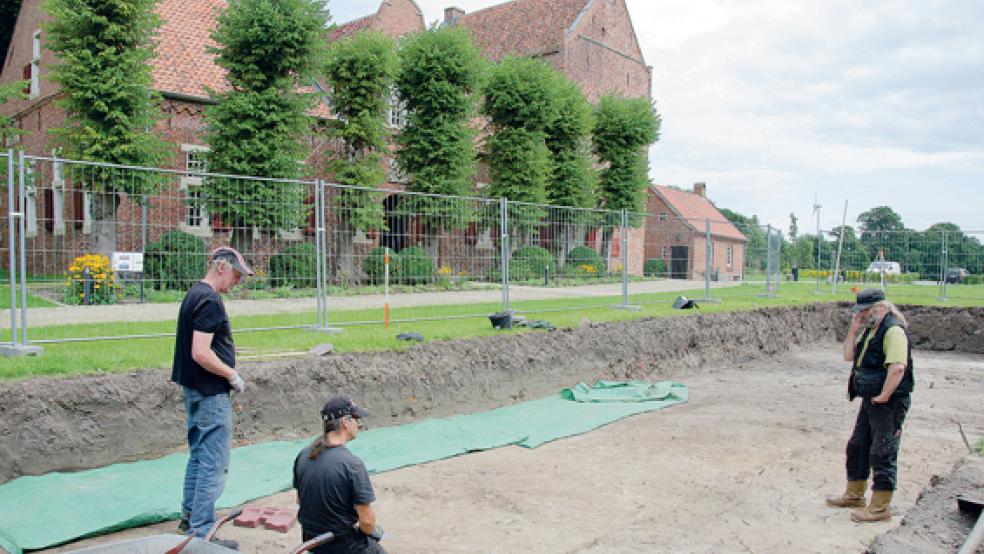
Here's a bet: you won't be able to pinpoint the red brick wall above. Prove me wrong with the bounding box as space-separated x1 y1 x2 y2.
564 0 651 102
371 0 425 38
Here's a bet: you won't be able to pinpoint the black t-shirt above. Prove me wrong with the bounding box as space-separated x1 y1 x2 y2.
171 281 235 395
294 443 376 536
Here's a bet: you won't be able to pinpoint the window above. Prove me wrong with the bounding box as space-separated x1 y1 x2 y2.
660 245 666 258
387 156 407 183
30 30 41 98
385 86 406 129
727 245 734 266
24 162 37 236
658 212 667 221
50 151 65 234
180 145 210 235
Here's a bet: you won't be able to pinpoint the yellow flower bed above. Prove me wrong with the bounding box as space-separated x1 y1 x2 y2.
66 254 117 305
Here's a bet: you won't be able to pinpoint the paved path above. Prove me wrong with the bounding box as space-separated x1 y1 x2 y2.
15 279 742 328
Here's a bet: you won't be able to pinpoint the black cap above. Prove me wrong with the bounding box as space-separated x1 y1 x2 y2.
851 288 885 313
211 246 254 276
321 396 369 422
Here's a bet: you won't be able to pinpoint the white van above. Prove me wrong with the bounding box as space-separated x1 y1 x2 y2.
866 261 901 274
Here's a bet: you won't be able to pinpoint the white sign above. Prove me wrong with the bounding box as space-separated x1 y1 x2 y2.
111 252 144 272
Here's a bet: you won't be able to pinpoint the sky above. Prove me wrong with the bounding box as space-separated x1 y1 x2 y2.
328 0 984 235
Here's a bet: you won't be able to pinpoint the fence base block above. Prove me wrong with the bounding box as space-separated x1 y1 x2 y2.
0 343 43 357
311 326 344 335
613 304 642 311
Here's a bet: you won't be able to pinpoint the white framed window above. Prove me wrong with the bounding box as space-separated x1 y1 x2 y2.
387 156 408 183
30 30 41 98
180 145 211 236
51 150 65 235
727 244 734 266
385 86 406 129
658 212 667 221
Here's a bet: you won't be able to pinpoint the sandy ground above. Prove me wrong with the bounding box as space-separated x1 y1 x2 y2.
44 344 984 554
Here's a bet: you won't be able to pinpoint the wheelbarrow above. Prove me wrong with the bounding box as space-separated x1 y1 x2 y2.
62 506 335 554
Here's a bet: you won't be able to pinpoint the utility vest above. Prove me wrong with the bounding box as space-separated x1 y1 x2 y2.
849 314 914 400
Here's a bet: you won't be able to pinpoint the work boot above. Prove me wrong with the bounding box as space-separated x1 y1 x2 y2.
825 480 867 508
851 490 893 523
177 513 190 533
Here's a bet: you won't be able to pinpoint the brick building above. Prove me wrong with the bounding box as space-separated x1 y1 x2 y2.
1 0 652 277
646 183 747 280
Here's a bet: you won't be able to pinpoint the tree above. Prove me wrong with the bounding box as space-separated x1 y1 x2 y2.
543 74 596 267
0 81 28 147
45 0 169 255
204 0 328 250
483 56 562 246
592 94 660 260
829 224 868 271
323 31 396 277
857 206 905 263
395 27 484 260
720 208 766 271
788 212 798 240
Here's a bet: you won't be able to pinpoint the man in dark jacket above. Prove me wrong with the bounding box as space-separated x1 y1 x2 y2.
826 288 913 523
294 396 387 554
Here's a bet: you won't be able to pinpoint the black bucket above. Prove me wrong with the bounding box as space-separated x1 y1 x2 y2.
489 311 513 329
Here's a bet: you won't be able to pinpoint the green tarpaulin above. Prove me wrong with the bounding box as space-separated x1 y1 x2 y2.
0 381 686 553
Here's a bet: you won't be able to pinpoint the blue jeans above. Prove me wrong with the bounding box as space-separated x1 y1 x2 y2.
181 388 232 537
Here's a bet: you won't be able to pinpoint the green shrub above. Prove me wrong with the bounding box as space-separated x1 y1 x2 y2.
563 246 605 276
144 231 207 290
510 246 555 281
644 258 667 277
396 246 433 285
363 246 398 285
963 274 982 285
269 242 318 288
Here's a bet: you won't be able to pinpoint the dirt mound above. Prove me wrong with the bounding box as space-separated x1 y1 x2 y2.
1 304 981 485
867 456 984 553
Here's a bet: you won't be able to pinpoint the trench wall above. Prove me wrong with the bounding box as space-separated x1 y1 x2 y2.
0 304 980 484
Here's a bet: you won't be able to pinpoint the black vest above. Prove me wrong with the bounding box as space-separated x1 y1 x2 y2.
849 314 914 400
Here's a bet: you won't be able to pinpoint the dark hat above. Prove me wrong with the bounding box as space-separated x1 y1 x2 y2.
211 246 254 276
851 288 885 313
321 396 369 422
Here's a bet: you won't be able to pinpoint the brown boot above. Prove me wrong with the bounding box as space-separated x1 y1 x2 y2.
851 490 892 522
825 480 867 508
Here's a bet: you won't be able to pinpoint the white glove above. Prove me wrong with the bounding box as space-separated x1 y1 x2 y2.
228 371 245 393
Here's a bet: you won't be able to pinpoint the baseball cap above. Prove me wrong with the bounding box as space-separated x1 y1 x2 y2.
851 288 885 313
211 246 254 276
321 396 370 422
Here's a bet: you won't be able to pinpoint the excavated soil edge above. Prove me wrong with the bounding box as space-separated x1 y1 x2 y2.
867 455 984 553
0 303 981 484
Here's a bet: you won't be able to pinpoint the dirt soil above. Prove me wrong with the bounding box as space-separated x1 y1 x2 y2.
3 304 982 553
40 342 984 553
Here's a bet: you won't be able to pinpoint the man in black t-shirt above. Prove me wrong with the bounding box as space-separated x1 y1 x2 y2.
294 396 387 554
172 247 252 548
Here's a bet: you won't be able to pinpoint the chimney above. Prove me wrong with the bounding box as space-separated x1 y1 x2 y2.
693 182 706 198
444 7 465 25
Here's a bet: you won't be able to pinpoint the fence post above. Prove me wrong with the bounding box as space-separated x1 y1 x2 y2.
940 229 950 302
5 149 18 348
314 180 324 327
774 225 781 296
705 218 712 301
9 152 41 355
315 180 341 334
621 209 629 307
765 224 773 296
499 197 510 313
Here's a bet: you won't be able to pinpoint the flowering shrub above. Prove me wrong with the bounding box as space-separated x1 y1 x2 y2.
66 254 116 304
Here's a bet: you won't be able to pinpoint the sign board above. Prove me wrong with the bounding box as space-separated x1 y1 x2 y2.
111 252 144 272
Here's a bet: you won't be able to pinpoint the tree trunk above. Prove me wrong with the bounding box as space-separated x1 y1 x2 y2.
334 221 355 284
89 192 119 257
602 227 614 273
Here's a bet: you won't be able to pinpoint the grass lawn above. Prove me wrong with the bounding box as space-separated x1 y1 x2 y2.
0 285 58 309
0 281 979 381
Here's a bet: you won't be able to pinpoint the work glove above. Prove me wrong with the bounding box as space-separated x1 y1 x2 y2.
228 371 245 393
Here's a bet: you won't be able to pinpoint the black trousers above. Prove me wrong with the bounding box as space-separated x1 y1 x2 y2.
303 528 388 554
845 395 910 491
